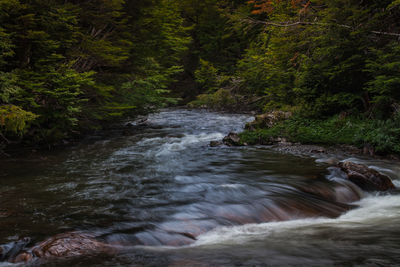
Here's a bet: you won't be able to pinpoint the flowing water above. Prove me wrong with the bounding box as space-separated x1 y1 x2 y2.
0 109 400 266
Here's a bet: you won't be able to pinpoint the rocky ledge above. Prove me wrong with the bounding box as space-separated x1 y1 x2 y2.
1 232 113 263
339 161 396 192
216 132 397 193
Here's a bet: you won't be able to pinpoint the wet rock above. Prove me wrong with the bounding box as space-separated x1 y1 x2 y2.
123 117 149 135
271 144 327 156
209 141 223 147
12 232 112 263
315 157 339 165
0 210 11 218
245 111 292 130
134 231 194 247
0 237 31 262
363 144 375 156
270 137 292 145
277 197 355 219
389 154 400 161
125 116 148 127
333 181 363 203
310 148 326 153
223 132 241 146
338 161 396 191
159 220 218 240
297 180 361 204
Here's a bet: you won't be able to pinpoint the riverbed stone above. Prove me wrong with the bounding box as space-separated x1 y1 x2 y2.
0 238 31 262
223 132 241 146
209 140 223 147
12 232 112 263
338 161 396 191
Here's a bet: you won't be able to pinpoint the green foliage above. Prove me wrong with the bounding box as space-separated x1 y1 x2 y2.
1 0 399 152
235 0 400 117
188 89 236 110
118 62 182 115
240 116 358 146
180 0 247 72
0 0 191 146
388 0 400 9
0 71 20 103
194 59 219 92
0 105 37 134
354 112 400 154
240 114 400 154
137 0 191 68
365 42 400 114
236 37 272 96
0 27 14 67
17 64 94 142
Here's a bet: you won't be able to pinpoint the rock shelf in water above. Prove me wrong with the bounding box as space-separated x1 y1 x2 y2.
3 161 392 263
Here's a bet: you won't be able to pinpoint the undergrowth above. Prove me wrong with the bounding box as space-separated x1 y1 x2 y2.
239 114 400 155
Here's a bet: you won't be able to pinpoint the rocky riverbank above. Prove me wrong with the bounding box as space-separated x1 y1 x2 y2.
1 109 399 265
1 158 396 264
218 110 400 160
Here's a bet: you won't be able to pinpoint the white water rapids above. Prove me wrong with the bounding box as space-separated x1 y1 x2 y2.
0 109 399 266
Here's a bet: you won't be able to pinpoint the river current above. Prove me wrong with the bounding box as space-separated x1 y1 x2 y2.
1 109 400 266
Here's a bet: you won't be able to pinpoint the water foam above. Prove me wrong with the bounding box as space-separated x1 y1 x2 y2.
393 180 400 187
153 133 224 156
191 194 400 247
341 157 400 179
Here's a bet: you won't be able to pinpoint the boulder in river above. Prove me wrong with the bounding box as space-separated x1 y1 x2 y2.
338 161 396 191
125 116 148 127
223 132 241 146
12 232 112 263
0 238 30 262
209 140 223 147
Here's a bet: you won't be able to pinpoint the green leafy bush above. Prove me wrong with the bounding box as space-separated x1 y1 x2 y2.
195 59 219 93
0 105 37 135
240 114 400 155
188 89 236 110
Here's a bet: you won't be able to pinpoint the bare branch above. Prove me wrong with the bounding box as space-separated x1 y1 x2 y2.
0 132 10 144
0 148 10 157
243 18 400 37
370 30 400 37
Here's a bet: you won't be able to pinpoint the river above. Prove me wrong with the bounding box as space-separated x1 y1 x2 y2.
1 109 400 266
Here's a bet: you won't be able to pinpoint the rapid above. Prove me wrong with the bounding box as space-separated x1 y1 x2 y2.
0 109 399 266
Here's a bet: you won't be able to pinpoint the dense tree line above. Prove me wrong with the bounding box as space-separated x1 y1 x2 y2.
189 0 400 154
237 0 400 117
0 0 189 148
1 0 400 153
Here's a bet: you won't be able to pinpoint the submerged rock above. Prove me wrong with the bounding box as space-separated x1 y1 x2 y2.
125 116 148 128
338 161 396 191
11 232 112 263
223 132 241 146
0 238 30 262
209 140 223 147
315 157 339 165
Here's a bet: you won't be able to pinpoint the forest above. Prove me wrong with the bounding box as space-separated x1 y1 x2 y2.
1 1 400 265
1 0 400 154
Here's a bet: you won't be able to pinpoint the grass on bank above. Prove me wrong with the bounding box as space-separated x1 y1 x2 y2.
239 114 400 155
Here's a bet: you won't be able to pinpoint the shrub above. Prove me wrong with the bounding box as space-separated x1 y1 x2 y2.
239 114 400 155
